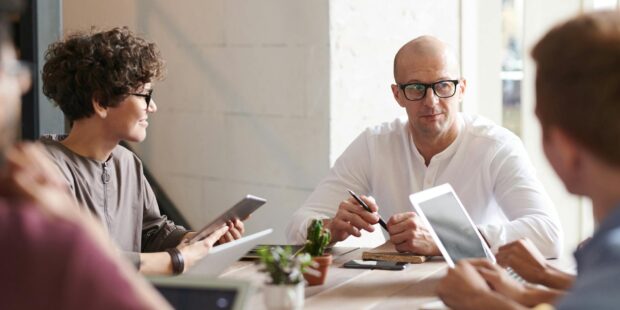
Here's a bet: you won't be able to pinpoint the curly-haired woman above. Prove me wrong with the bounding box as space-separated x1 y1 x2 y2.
40 27 245 275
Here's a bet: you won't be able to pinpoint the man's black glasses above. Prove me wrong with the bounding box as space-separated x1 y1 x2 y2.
398 80 459 101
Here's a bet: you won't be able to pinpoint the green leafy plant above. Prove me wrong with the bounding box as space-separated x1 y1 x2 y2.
257 246 313 285
302 219 331 257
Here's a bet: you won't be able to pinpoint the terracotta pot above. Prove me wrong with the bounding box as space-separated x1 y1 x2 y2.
263 282 304 310
303 254 333 286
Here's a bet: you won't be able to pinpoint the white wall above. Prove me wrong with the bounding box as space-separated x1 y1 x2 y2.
519 0 586 254
460 0 502 123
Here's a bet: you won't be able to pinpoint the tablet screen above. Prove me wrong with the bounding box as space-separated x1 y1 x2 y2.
418 192 489 262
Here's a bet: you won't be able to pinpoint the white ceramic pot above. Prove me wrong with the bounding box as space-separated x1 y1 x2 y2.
263 282 304 310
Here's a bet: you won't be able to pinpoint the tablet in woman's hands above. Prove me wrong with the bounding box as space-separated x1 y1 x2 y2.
188 195 266 244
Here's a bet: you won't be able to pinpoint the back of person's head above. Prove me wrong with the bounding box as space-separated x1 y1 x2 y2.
42 27 165 122
532 10 620 167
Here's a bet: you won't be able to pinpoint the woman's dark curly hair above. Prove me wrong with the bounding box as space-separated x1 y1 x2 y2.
42 27 165 122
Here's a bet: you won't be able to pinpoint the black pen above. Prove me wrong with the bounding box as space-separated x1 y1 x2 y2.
347 189 389 232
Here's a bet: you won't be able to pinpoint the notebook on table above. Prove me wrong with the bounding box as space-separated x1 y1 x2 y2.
361 241 427 264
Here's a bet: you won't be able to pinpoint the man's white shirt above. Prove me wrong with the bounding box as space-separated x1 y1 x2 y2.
286 113 563 257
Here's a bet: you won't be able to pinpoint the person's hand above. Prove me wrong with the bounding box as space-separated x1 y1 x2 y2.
387 212 439 255
437 261 496 310
468 259 530 305
1 143 79 220
325 195 380 243
496 239 548 284
497 239 575 290
177 225 229 271
217 218 245 244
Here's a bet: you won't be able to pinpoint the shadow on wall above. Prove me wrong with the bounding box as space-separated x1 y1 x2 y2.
135 0 319 185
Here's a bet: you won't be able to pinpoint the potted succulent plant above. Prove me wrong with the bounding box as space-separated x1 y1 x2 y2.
257 245 312 310
301 219 333 286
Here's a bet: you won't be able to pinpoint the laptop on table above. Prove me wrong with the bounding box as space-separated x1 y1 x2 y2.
149 229 272 309
186 228 273 277
150 276 252 310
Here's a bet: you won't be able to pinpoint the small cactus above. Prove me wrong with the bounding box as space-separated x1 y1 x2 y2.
302 219 331 257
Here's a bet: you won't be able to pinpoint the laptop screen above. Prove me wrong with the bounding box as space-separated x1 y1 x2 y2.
155 286 238 310
149 277 250 310
418 192 490 262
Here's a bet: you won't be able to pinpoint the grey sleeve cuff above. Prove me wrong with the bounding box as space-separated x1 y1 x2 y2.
160 227 189 249
142 222 190 252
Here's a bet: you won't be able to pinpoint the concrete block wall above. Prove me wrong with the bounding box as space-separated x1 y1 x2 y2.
63 0 330 243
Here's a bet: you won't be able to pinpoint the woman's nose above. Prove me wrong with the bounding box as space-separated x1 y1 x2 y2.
147 100 157 113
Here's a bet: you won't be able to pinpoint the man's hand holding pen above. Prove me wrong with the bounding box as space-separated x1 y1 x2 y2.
323 193 382 243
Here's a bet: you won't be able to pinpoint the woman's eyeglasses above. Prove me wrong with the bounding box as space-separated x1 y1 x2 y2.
130 89 153 109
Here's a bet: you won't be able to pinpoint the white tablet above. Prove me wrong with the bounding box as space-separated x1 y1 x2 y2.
186 228 273 277
409 183 495 267
150 276 253 310
189 195 266 244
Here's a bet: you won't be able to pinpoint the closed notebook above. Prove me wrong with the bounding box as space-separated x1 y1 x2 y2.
361 241 427 264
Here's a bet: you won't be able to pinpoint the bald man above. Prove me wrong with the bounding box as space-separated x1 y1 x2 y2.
286 36 563 258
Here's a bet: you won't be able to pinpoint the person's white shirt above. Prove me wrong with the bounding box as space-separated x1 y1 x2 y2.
286 113 563 258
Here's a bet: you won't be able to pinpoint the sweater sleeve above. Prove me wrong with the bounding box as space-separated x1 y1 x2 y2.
140 176 188 252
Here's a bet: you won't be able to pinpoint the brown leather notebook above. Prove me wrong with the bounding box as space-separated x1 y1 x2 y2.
361 241 428 264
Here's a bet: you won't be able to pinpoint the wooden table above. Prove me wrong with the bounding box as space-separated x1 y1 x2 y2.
221 246 450 309
221 244 576 310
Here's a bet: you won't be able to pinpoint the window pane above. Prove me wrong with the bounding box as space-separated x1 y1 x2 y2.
501 0 523 136
502 79 521 136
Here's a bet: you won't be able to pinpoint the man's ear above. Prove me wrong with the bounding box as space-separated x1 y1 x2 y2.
458 78 467 101
92 98 108 119
550 127 579 164
391 84 406 108
545 126 583 191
